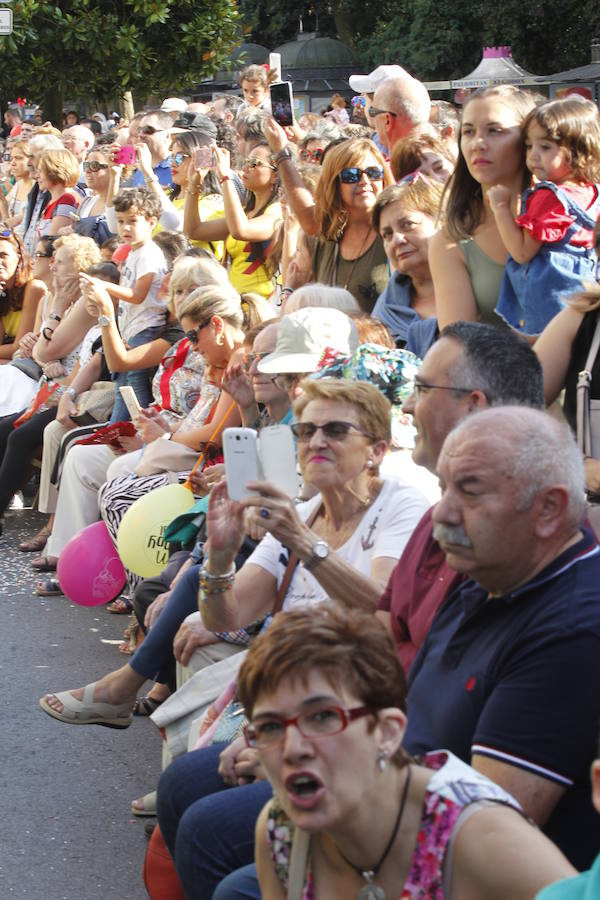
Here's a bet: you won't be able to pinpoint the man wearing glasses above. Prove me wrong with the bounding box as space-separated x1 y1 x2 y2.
131 108 174 189
371 71 431 155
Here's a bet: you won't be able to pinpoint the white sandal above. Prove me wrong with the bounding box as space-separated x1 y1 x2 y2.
39 682 133 729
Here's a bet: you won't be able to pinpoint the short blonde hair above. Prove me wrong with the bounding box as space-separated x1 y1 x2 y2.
39 148 80 187
54 233 102 273
294 377 391 444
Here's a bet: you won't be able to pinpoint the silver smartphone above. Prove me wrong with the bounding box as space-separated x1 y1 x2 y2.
223 427 262 501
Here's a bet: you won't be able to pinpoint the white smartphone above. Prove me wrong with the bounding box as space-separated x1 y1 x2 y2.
223 427 262 501
259 425 299 499
119 385 142 419
269 52 282 82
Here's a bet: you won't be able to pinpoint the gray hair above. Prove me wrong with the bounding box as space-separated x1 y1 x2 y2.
440 322 545 409
300 123 343 148
235 106 268 140
375 76 431 126
29 134 63 154
284 283 360 314
448 407 585 528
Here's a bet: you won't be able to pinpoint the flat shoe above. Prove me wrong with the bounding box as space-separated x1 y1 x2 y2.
106 596 133 614
35 576 63 597
32 555 58 572
133 695 164 717
39 682 133 728
131 790 157 817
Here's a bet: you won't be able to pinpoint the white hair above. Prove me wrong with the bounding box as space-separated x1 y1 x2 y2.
29 134 63 153
284 283 360 314
446 407 585 528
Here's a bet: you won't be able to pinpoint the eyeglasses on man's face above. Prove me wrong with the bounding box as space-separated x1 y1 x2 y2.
140 125 167 136
368 105 397 119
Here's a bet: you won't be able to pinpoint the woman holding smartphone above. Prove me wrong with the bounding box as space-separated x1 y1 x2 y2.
184 139 282 299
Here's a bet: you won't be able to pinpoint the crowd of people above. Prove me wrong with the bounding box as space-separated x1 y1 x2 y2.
2 60 600 898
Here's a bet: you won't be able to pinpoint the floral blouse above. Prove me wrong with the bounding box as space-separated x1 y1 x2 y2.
266 750 523 899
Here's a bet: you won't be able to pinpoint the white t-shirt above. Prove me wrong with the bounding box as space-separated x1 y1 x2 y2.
118 240 167 342
246 479 430 611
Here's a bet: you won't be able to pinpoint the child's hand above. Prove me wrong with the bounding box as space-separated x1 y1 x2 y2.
487 185 513 215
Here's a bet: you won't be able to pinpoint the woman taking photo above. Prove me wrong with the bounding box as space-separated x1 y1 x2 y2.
312 138 393 312
67 143 115 247
240 605 574 899
429 85 536 329
184 140 282 299
371 177 443 355
0 139 35 232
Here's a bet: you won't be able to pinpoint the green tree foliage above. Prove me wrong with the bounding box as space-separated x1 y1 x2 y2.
0 0 241 121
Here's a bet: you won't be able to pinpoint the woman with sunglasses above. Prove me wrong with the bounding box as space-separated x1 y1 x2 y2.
312 138 393 312
184 139 282 299
66 144 115 247
429 85 536 330
0 139 34 233
232 604 574 900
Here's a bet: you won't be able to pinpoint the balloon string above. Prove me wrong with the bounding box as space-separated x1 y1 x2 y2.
183 401 236 491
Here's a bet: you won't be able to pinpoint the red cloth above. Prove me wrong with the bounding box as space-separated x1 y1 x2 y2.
378 506 463 674
517 184 597 246
142 825 185 900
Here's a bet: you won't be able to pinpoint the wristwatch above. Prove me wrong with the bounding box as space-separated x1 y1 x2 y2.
274 146 293 167
98 314 114 327
303 539 329 572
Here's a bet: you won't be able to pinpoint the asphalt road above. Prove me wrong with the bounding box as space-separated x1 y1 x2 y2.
0 507 160 899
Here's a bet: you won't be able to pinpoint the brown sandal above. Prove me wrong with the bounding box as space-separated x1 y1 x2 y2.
20 529 51 552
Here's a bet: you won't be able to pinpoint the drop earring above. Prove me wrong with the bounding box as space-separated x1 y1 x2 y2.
376 750 388 772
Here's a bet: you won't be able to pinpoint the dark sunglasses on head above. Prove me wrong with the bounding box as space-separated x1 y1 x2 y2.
83 160 109 172
291 420 376 441
299 147 324 164
184 318 212 345
140 125 166 136
34 250 53 259
339 166 384 184
172 151 191 166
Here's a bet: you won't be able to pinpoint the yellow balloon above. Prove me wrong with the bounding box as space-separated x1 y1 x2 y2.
117 483 195 577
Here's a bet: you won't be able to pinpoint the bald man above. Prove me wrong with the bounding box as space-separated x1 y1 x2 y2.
372 73 431 153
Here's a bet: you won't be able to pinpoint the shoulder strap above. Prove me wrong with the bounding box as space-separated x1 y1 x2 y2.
272 503 322 616
577 312 600 456
287 826 311 900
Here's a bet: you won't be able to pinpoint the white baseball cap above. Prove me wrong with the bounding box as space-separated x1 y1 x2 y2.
258 308 359 374
349 64 411 95
161 97 188 113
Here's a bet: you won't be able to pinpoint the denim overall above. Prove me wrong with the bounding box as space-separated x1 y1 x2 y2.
495 181 600 334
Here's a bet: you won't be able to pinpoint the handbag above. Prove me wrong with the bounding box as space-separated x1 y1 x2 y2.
71 381 116 426
576 312 600 537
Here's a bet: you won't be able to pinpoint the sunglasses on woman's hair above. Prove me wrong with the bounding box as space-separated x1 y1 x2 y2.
299 147 324 164
184 318 212 345
172 151 191 166
339 166 384 184
83 160 109 172
291 420 376 441
242 156 276 171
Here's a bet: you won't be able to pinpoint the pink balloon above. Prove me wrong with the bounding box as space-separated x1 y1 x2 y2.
57 521 127 606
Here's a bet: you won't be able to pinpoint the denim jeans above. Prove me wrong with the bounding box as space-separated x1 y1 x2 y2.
213 865 261 899
110 324 163 423
156 743 272 899
129 564 200 684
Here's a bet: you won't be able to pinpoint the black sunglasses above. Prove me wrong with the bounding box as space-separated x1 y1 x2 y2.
368 106 397 119
291 420 376 441
184 318 212 345
140 125 166 136
83 160 109 172
339 166 384 184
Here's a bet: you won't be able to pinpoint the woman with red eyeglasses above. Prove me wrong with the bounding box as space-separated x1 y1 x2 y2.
312 138 394 312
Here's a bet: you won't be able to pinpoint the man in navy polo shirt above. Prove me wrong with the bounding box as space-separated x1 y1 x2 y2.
132 108 173 189
404 406 600 870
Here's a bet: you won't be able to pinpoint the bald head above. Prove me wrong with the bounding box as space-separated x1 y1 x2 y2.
62 125 95 161
373 75 431 150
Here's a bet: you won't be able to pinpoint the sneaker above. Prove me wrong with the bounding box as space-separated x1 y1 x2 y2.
8 491 24 510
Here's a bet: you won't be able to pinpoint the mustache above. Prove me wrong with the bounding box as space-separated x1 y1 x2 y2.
432 522 473 548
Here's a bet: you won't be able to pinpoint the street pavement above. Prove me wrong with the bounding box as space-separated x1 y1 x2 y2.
0 506 160 899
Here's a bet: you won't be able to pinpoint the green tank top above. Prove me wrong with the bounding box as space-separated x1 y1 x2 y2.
459 238 506 326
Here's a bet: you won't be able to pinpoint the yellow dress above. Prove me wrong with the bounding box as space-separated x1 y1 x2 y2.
224 200 281 299
154 194 226 262
1 308 20 340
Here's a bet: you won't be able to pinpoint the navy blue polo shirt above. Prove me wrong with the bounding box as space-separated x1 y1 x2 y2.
132 157 173 188
404 528 600 870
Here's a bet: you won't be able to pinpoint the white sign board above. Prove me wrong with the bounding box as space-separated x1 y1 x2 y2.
0 9 13 35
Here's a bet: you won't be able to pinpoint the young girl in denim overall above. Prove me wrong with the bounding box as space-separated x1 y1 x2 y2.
489 96 600 335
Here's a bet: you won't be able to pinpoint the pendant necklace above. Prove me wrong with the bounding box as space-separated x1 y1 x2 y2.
337 765 412 900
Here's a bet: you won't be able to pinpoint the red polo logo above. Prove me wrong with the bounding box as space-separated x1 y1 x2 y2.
465 676 476 692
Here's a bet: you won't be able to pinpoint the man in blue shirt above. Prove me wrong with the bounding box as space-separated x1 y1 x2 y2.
404 406 600 870
131 108 173 189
